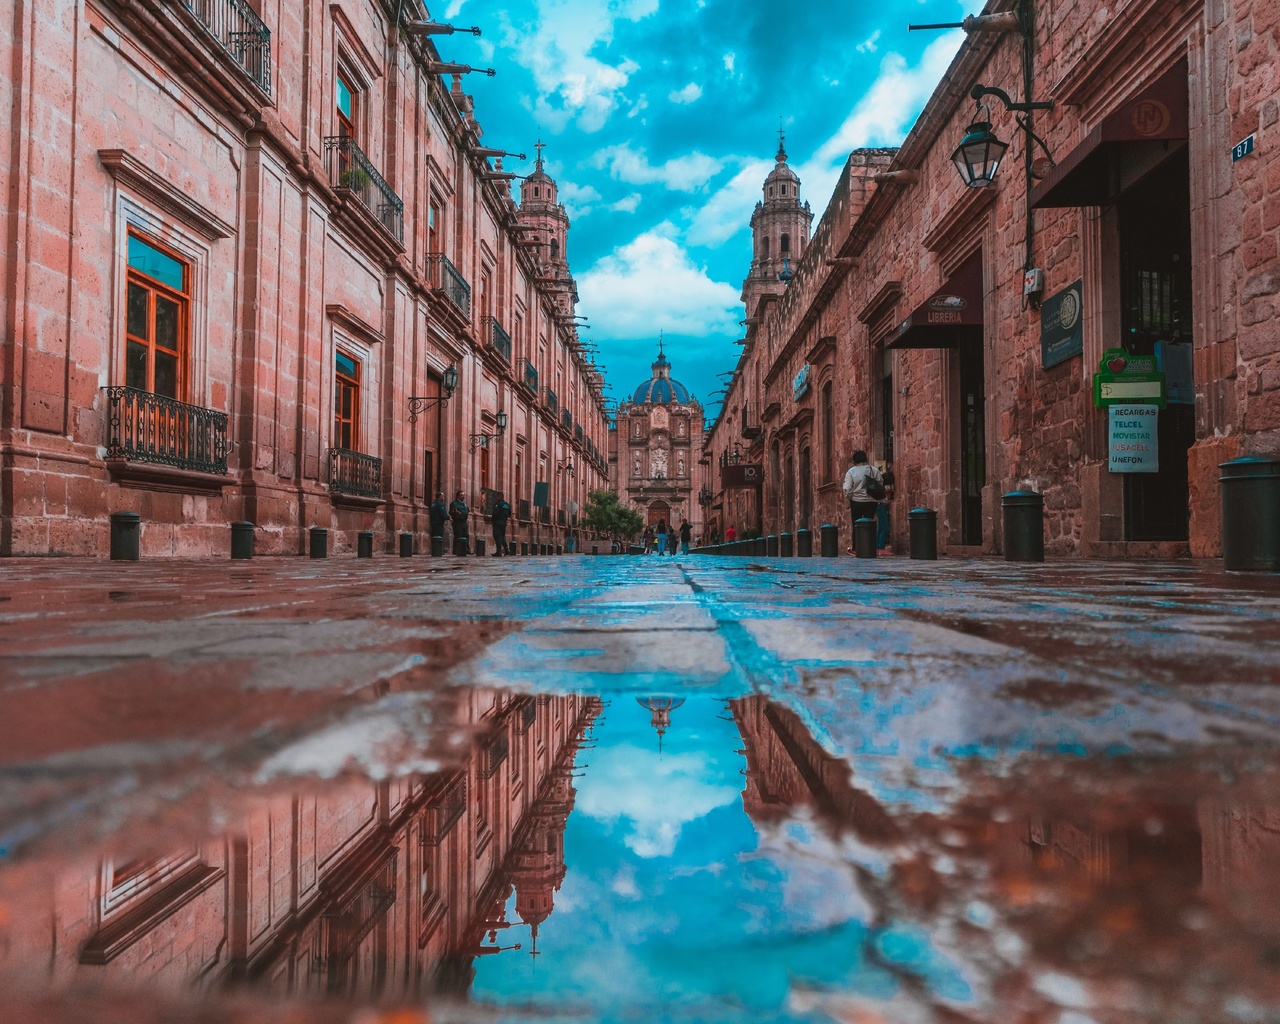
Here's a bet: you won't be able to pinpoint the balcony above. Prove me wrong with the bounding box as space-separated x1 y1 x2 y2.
561 409 573 432
485 316 512 364
575 423 584 445
480 730 509 781
420 772 467 847
185 0 272 95
426 254 471 319
544 386 559 416
328 447 382 499
523 359 539 393
104 386 228 475
324 136 404 242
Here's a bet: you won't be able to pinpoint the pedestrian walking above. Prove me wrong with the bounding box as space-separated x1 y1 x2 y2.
655 518 668 556
679 518 692 554
725 525 736 543
643 525 655 555
491 491 512 555
842 450 884 553
429 491 449 549
449 490 471 555
876 462 896 552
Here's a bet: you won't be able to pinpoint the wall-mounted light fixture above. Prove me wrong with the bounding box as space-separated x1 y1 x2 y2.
425 61 495 77
952 85 1053 189
407 364 458 422
469 409 508 452
403 21 482 36
556 456 575 477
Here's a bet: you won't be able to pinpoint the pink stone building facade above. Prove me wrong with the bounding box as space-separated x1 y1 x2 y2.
0 0 610 557
705 0 1279 558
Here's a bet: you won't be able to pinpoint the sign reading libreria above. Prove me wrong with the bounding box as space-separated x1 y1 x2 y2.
1040 279 1083 369
1108 405 1159 473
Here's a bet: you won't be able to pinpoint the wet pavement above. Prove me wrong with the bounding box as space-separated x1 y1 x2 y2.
2 554 1280 1024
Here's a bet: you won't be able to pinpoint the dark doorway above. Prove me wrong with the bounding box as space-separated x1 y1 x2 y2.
798 447 812 529
783 453 795 532
957 329 986 545
1117 147 1194 541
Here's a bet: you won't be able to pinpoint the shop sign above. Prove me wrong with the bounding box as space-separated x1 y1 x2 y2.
1092 349 1166 408
1040 279 1083 369
926 293 967 325
722 463 762 489
1108 405 1159 473
792 363 811 400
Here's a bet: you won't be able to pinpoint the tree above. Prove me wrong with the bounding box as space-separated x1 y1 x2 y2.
581 489 644 543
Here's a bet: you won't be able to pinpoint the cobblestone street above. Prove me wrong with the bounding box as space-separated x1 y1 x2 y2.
2 554 1280 1023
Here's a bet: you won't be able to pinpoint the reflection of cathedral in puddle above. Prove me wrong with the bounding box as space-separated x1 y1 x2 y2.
1 691 600 1001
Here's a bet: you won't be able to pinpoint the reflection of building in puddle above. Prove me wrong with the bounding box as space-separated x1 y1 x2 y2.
729 694 1280 1019
2 691 600 1003
636 696 685 752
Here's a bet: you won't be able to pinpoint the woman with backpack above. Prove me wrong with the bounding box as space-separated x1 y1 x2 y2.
841 450 884 554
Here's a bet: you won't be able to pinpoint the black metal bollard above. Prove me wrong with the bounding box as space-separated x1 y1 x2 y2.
1002 491 1045 562
521 541 529 556
357 531 374 558
309 527 328 558
230 520 254 560
780 532 793 557
908 508 938 560
399 532 414 557
796 529 813 557
592 545 599 555
475 538 486 557
854 517 877 558
766 535 778 557
556 544 563 555
1220 456 1280 571
431 535 444 557
110 511 141 561
820 523 839 558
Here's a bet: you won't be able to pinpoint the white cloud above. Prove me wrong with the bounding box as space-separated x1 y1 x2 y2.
611 193 642 213
576 741 740 858
444 0 467 16
499 0 657 133
856 29 881 54
579 226 742 341
668 82 703 105
592 143 723 192
559 181 602 218
684 157 773 247
722 52 735 73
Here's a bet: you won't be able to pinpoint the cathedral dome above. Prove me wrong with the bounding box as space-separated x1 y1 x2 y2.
631 342 691 404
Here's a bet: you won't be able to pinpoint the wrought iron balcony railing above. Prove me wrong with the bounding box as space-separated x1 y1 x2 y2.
561 409 573 432
485 316 512 364
323 136 404 242
523 359 539 393
543 386 558 415
184 0 272 95
480 730 509 781
425 254 471 319
328 447 382 498
420 771 467 847
575 423 584 444
104 386 228 475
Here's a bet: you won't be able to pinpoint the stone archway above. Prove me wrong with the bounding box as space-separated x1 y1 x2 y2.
647 500 671 526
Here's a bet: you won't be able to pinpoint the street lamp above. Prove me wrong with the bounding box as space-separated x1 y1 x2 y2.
402 20 482 36
469 409 508 452
407 363 459 422
556 456 575 477
951 107 1008 189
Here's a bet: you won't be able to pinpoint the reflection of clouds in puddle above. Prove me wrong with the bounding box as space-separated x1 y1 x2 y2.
577 741 740 857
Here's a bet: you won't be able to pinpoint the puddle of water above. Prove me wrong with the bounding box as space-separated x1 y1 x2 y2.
3 686 1280 1023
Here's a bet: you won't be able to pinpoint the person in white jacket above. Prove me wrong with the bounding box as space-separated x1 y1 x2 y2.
841 449 883 553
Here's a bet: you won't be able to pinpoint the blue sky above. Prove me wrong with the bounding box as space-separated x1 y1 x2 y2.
436 0 983 418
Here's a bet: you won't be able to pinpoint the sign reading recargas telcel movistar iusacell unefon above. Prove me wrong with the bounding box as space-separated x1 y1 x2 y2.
1109 404 1159 474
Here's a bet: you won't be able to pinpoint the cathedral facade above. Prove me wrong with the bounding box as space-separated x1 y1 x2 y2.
608 344 705 536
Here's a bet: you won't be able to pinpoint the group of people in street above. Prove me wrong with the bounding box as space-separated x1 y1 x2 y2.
641 518 693 555
841 450 895 553
427 489 518 556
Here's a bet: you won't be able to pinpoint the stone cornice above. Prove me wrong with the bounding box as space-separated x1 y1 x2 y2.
99 149 235 239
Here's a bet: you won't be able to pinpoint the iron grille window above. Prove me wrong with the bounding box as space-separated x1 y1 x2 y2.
518 498 531 520
561 409 572 431
323 136 404 242
518 696 537 733
104 386 228 474
557 508 566 526
183 0 272 95
543 387 558 415
328 447 382 498
425 254 471 318
524 359 539 392
575 424 584 444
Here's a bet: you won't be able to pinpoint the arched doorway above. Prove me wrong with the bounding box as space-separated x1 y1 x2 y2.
647 500 671 526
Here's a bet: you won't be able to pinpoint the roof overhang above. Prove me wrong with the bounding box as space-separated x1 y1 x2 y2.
887 251 983 350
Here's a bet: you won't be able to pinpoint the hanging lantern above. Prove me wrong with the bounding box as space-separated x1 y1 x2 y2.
951 113 1008 188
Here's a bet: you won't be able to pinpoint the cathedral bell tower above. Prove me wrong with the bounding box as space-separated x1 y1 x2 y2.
518 141 578 317
741 133 813 315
